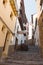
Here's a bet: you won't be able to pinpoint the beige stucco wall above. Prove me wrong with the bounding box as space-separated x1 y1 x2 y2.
0 0 19 56
0 19 14 55
0 19 7 47
0 0 17 34
3 32 12 55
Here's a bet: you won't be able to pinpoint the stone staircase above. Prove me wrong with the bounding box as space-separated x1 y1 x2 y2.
0 45 43 65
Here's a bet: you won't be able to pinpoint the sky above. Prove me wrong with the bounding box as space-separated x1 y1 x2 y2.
24 0 37 22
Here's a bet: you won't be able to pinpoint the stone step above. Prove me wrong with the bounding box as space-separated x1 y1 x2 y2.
0 46 43 65
5 57 43 61
0 50 43 65
0 60 43 65
5 55 42 61
0 47 3 57
4 51 43 61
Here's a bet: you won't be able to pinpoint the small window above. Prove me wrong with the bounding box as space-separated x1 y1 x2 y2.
20 9 22 14
10 12 13 20
2 25 5 32
3 0 5 4
20 2 22 7
3 0 7 5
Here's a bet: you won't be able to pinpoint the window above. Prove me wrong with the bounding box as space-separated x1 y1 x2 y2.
40 0 43 10
20 9 22 14
20 2 22 7
2 25 5 32
10 12 13 20
3 0 7 5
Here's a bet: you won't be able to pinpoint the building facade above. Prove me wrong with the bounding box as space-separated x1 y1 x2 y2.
18 0 28 30
0 0 18 57
0 0 28 57
33 14 40 46
36 0 43 57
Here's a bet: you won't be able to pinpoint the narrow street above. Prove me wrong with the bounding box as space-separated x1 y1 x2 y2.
0 45 43 65
0 0 43 65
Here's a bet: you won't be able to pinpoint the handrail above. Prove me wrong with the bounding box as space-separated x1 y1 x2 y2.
0 17 15 35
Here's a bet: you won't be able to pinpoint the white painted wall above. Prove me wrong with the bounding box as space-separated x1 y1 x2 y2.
12 19 25 45
29 22 32 39
34 24 40 46
16 0 21 10
33 14 40 46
